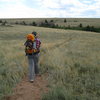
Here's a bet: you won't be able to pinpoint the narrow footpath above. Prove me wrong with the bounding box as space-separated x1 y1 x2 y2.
6 74 48 100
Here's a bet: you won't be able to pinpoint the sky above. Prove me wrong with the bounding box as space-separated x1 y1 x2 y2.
0 0 100 18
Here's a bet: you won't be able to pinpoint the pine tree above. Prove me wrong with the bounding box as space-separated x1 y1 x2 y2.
79 23 83 27
32 21 37 26
64 19 67 23
0 20 2 23
45 19 48 23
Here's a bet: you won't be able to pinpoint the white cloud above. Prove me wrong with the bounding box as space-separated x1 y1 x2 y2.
1 0 24 1
0 2 46 18
0 0 24 2
0 0 100 18
39 0 61 8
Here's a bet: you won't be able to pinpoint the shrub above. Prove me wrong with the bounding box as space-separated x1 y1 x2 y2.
0 20 2 23
64 19 67 23
79 23 83 28
50 20 54 22
32 21 37 26
45 19 48 24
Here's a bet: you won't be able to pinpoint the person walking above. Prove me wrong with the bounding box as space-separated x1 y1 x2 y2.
24 32 41 83
32 32 41 76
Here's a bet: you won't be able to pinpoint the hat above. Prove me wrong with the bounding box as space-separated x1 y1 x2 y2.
32 31 37 36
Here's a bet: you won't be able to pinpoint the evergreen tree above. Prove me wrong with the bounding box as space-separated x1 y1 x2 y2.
0 20 2 23
64 19 67 23
32 21 37 26
22 21 26 25
50 20 54 22
45 19 48 23
79 23 83 28
85 25 90 31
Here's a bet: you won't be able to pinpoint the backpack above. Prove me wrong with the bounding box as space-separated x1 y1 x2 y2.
30 39 41 54
24 34 35 55
35 38 41 53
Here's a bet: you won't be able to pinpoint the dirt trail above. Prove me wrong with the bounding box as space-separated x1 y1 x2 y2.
6 74 48 100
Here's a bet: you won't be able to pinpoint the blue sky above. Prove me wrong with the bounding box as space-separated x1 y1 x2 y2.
0 0 100 18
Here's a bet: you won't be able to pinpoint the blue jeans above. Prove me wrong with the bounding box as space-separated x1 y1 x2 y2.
28 55 35 81
33 54 39 74
27 54 39 80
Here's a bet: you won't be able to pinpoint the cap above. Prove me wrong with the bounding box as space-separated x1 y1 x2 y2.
32 31 37 36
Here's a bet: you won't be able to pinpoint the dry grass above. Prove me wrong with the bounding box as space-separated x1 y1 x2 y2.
1 18 100 27
0 25 100 100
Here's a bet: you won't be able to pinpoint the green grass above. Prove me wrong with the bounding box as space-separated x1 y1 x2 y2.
40 28 100 100
0 40 27 99
0 25 100 100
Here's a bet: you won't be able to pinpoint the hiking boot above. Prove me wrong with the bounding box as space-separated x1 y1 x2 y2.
30 80 34 83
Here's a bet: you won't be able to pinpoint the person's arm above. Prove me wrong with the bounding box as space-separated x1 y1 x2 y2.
24 41 27 46
33 41 37 49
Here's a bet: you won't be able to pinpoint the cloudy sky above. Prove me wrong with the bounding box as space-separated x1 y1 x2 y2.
0 0 100 18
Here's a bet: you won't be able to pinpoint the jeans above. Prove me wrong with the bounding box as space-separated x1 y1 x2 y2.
27 53 39 80
28 55 35 80
33 53 39 74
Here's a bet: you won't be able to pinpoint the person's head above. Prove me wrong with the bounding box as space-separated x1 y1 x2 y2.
32 31 37 37
32 31 39 38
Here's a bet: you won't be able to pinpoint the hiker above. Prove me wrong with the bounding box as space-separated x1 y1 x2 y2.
32 32 41 76
24 32 41 83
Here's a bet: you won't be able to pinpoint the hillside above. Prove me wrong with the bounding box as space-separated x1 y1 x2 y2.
0 18 100 27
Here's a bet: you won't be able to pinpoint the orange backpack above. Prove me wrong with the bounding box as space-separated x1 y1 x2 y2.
27 34 35 41
24 34 35 55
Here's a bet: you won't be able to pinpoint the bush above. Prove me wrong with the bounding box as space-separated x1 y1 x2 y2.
21 21 27 25
45 19 48 24
15 21 19 24
50 20 54 22
79 23 83 28
0 20 2 23
64 19 67 23
32 21 37 26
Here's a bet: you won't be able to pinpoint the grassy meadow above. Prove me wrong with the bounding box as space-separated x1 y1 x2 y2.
0 23 100 100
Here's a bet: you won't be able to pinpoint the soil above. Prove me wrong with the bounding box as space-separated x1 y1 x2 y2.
5 74 48 100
